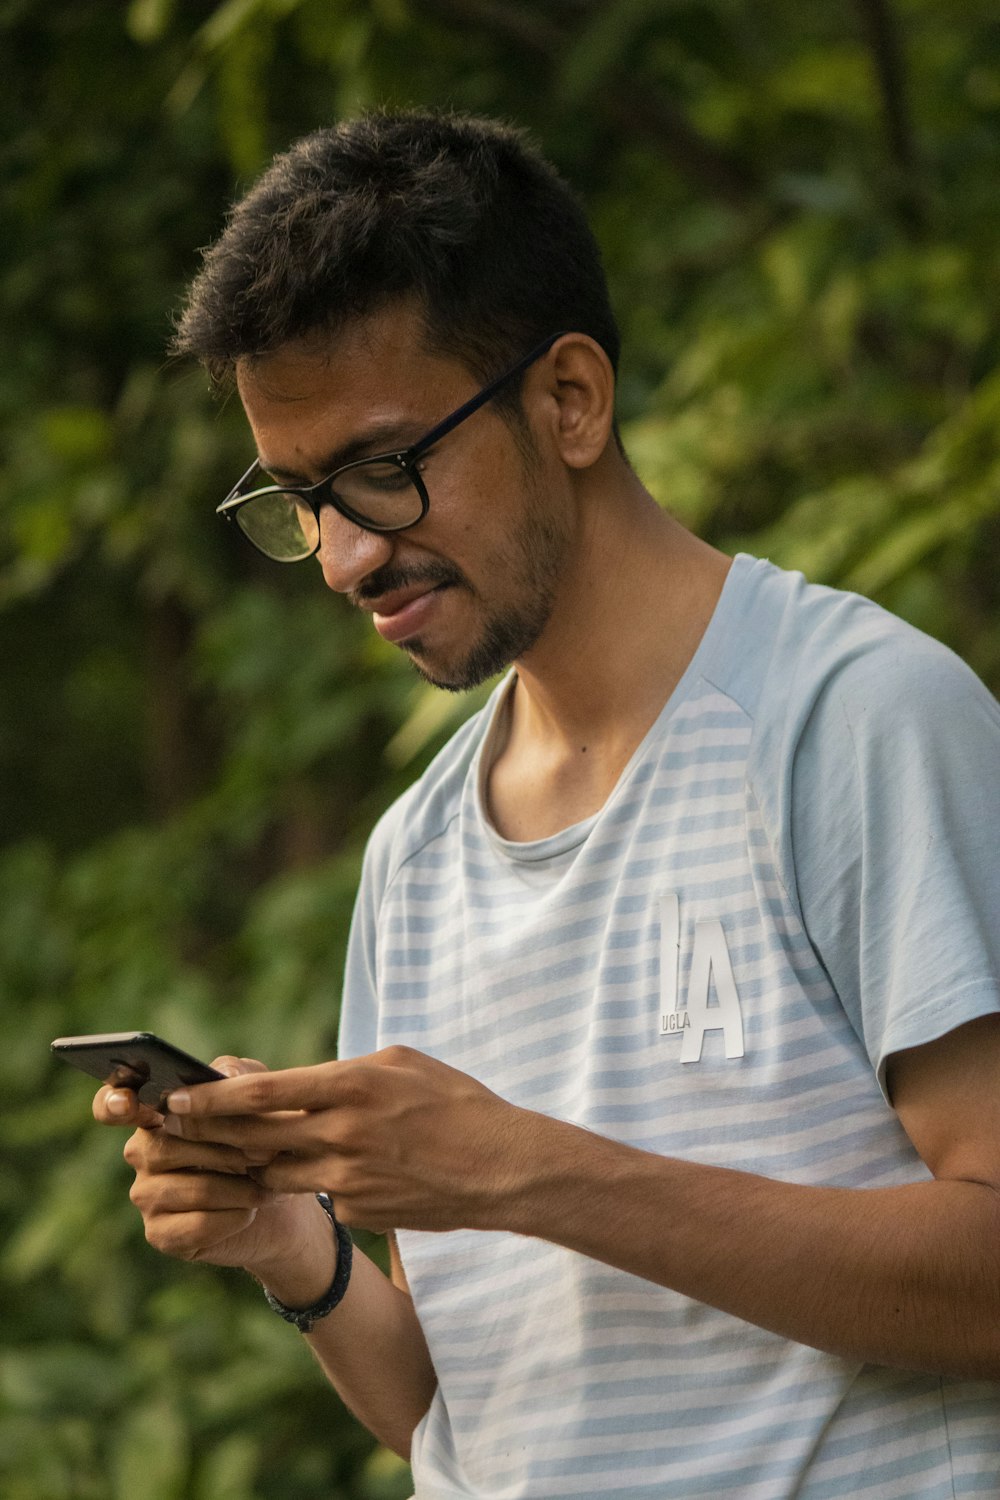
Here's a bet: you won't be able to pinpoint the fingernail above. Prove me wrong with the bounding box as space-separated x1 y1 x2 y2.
165 1089 190 1114
106 1092 130 1117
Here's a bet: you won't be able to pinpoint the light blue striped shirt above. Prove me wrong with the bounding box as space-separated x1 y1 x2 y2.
340 554 1000 1498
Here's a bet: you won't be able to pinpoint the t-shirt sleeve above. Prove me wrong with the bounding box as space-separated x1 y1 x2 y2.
789 631 1000 1095
338 858 381 1062
337 794 411 1062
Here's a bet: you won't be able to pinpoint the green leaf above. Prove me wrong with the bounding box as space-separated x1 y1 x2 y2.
39 407 113 463
556 0 671 106
359 1444 414 1500
191 1432 259 1500
0 1345 132 1418
126 0 176 44
110 1396 190 1500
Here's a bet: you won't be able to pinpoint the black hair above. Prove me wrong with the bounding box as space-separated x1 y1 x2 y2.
172 110 621 401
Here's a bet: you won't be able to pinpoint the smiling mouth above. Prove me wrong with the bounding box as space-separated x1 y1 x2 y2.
370 582 454 643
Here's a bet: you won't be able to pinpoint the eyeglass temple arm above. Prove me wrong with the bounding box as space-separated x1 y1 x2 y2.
218 333 566 507
220 459 263 509
403 333 564 462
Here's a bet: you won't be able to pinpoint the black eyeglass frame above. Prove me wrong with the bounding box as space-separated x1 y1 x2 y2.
216 331 566 561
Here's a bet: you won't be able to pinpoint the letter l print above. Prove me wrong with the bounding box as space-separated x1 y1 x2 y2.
660 892 745 1062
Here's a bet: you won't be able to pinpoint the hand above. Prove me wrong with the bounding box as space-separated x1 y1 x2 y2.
94 1057 334 1285
163 1045 536 1235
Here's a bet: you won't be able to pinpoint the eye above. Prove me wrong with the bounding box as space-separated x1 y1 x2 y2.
341 461 414 494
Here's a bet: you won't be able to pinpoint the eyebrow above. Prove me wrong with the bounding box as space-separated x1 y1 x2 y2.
258 420 429 485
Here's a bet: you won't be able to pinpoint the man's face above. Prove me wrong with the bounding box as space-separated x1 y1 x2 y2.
236 306 572 692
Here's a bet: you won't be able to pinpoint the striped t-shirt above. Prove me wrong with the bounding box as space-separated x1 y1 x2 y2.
340 553 1000 1499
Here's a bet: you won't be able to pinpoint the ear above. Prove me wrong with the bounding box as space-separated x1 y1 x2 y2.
531 334 616 470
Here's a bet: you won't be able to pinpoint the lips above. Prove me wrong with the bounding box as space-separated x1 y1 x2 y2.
369 582 449 643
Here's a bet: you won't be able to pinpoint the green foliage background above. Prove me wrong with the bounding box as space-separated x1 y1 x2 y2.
2 1 998 1495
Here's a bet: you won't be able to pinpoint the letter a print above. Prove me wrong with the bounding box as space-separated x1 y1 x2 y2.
680 917 745 1063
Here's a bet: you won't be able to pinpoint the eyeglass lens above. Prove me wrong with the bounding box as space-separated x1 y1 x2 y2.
237 460 425 560
235 490 319 561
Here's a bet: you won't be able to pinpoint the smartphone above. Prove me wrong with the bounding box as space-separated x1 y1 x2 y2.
51 1031 224 1110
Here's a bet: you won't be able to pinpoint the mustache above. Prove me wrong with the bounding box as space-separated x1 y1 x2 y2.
350 559 469 608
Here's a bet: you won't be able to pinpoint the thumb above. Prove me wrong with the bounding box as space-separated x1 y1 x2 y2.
210 1055 270 1078
93 1082 163 1130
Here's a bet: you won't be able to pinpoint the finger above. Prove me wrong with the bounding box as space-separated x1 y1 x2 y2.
165 1060 355 1117
131 1169 278 1216
144 1207 261 1262
251 1153 344 1196
250 1158 380 1231
124 1128 267 1177
161 1109 304 1155
93 1084 163 1130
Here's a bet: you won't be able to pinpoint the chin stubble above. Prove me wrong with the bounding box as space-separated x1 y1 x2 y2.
406 598 553 692
356 452 571 694
408 507 569 693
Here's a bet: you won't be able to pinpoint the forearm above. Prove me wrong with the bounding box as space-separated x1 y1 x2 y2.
157 1046 1000 1381
503 1113 1000 1378
255 1201 435 1457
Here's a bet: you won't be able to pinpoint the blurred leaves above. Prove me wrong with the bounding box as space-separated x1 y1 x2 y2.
2 0 999 1496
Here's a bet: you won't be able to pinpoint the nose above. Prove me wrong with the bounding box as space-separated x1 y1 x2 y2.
315 503 394 594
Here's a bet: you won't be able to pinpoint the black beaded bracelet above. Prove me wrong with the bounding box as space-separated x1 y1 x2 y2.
263 1194 353 1333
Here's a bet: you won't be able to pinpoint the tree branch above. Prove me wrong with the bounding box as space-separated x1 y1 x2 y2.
600 90 759 206
854 0 926 229
413 0 760 206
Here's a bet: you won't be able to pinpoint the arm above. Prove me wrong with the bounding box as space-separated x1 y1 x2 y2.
94 1063 436 1458
256 1216 434 1458
504 1014 1000 1378
165 1020 1000 1381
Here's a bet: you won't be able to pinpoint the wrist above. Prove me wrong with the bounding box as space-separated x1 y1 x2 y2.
261 1196 353 1333
497 1109 638 1249
253 1194 338 1309
487 1108 589 1237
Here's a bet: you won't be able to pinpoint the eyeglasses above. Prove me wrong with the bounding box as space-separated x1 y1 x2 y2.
216 332 564 563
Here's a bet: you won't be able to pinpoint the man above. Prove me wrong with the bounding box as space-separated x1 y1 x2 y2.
95 112 1000 1498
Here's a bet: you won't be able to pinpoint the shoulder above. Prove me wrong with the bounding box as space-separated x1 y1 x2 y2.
779 584 997 772
725 556 999 757
726 559 1000 911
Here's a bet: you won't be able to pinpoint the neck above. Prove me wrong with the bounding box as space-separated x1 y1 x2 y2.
513 459 730 749
487 455 731 841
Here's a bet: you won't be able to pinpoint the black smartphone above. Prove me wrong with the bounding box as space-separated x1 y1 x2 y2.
51 1031 224 1110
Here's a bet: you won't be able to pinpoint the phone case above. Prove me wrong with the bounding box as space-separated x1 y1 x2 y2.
51 1032 224 1109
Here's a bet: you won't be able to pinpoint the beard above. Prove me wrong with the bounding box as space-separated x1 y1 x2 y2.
350 476 571 693
411 576 555 693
